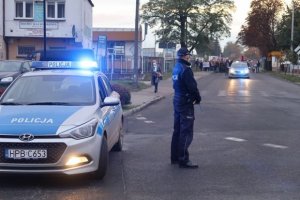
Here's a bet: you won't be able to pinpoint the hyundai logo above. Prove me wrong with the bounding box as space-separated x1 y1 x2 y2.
19 133 35 142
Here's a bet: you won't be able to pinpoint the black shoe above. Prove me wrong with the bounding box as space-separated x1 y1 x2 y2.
179 161 198 169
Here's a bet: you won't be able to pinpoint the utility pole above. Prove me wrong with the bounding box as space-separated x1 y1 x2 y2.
43 0 47 59
134 0 140 86
291 0 294 51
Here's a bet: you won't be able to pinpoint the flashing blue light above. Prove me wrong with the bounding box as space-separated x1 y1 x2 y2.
79 60 98 68
31 61 98 70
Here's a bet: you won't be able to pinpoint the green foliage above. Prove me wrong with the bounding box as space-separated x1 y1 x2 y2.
111 84 131 106
285 50 298 64
277 0 300 51
141 0 235 51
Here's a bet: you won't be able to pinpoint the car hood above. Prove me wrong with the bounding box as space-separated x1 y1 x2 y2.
232 67 247 71
0 72 19 78
0 105 96 135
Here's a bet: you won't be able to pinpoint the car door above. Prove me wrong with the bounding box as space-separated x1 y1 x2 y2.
98 75 118 150
100 76 121 141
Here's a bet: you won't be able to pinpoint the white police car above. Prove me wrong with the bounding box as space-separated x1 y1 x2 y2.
0 61 123 179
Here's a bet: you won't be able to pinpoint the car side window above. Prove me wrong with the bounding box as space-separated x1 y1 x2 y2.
98 77 107 102
101 76 112 96
24 62 31 71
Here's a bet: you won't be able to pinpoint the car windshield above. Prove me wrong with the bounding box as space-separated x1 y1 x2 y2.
0 75 96 106
231 63 248 68
0 61 22 72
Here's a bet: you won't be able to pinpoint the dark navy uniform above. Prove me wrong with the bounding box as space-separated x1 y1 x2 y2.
171 49 201 168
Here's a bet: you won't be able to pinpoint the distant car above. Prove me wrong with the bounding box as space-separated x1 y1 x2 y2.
0 60 31 89
228 61 250 79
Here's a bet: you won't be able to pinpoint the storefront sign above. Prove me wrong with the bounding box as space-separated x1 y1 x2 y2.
20 22 58 29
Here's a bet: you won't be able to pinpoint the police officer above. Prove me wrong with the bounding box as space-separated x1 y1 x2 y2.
171 47 201 169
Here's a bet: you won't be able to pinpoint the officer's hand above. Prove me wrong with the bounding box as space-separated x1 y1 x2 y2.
194 100 200 104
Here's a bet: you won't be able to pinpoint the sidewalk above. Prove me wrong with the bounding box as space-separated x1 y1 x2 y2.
123 71 211 116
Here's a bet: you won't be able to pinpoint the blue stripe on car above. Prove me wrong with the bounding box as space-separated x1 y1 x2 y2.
0 106 82 135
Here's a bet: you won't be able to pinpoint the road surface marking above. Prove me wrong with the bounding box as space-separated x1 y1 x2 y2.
218 90 226 96
263 143 288 149
260 91 269 97
225 137 247 142
144 120 154 124
136 117 147 120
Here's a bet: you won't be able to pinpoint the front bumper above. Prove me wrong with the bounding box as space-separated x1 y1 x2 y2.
229 72 249 78
0 134 102 175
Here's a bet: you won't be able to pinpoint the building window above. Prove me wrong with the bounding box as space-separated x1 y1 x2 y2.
25 2 33 18
15 1 33 19
58 3 65 18
47 2 55 18
18 46 35 56
47 1 65 19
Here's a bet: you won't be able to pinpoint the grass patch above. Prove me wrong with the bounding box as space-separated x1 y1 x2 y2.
111 80 150 92
122 104 139 110
268 71 300 84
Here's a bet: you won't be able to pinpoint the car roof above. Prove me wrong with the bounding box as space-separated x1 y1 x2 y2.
0 60 30 63
21 69 105 77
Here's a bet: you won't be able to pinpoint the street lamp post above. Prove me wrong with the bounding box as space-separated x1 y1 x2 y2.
291 0 294 51
134 0 140 86
43 0 47 59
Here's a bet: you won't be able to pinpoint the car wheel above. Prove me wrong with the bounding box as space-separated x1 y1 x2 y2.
112 119 124 152
93 136 108 180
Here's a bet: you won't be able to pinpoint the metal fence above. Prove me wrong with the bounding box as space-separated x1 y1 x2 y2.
102 56 175 80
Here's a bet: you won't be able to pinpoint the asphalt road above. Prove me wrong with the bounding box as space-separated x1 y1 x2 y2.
1 72 300 200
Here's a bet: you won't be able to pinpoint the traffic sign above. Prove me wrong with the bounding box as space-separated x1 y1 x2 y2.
294 45 300 54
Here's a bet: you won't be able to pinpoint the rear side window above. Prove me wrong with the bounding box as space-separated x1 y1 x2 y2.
98 75 113 102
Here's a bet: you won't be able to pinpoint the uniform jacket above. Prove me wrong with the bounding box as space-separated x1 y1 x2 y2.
172 58 201 107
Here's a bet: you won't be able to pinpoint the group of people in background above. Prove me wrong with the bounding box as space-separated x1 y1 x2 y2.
192 58 261 74
193 58 232 73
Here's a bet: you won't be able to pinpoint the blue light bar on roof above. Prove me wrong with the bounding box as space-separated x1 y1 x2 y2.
31 61 98 70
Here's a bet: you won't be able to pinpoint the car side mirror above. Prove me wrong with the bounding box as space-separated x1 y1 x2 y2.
21 67 29 73
101 96 120 107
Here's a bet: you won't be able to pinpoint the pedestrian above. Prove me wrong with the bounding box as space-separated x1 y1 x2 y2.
195 59 199 71
171 47 201 169
256 60 260 73
151 60 162 93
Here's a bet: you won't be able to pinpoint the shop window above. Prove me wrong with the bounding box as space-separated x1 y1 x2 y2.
18 46 35 56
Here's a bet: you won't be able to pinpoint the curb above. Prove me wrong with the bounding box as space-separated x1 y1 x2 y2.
124 95 165 117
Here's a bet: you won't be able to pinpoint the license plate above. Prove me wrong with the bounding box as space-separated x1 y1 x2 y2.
5 149 47 159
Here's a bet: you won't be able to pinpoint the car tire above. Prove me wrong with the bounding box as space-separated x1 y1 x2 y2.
112 119 123 152
93 136 108 180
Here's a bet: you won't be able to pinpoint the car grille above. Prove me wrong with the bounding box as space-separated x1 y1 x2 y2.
0 143 67 164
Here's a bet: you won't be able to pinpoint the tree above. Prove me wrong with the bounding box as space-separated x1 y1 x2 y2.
223 42 242 60
237 0 284 56
243 47 260 60
196 38 221 56
277 0 300 50
141 0 235 51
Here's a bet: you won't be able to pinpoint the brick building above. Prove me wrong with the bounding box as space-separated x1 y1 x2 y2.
92 28 142 74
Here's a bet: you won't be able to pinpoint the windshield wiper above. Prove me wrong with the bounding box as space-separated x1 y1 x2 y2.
0 102 24 105
27 102 72 105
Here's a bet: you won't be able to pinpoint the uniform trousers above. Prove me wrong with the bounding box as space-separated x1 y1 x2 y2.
171 104 195 164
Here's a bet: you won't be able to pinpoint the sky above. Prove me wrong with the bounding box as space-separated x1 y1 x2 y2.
92 0 293 49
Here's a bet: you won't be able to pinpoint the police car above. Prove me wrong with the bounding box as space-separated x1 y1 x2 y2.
0 60 123 179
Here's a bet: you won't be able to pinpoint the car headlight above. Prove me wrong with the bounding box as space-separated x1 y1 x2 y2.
229 68 235 73
245 69 249 73
1 77 13 83
59 119 98 140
